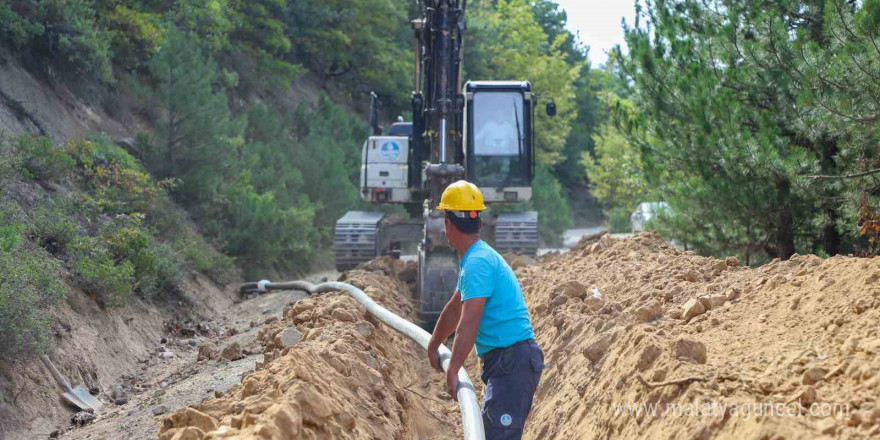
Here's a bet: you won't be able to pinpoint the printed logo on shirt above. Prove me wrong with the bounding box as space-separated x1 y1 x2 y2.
500 414 512 426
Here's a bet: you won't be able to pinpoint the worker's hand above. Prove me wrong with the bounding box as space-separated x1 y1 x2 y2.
427 343 442 372
446 369 460 402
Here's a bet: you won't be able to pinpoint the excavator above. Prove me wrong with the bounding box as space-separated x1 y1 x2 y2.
334 0 554 325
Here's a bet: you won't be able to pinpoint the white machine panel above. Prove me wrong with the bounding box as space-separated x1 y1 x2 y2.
360 136 411 203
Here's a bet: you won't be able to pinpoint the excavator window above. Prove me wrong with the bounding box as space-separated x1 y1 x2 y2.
468 91 530 187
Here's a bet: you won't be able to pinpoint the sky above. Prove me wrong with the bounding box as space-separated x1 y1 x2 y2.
554 0 638 67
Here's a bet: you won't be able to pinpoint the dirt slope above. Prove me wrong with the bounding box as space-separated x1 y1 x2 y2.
159 258 463 440
520 232 880 439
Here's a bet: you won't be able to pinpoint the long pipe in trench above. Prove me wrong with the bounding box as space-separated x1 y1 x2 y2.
240 280 485 440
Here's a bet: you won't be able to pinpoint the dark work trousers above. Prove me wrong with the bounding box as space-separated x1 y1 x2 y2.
479 339 545 439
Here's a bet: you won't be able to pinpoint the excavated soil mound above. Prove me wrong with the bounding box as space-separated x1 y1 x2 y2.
158 258 461 440
521 232 880 439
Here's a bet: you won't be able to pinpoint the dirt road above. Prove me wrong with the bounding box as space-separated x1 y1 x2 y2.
56 274 325 440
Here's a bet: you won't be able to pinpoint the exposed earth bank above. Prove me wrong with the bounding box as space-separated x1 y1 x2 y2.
521 232 879 440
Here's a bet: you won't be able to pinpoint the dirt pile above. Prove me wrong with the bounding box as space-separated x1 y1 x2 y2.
159 258 460 440
520 232 880 439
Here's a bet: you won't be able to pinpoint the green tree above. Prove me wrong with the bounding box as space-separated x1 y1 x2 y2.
583 109 651 213
284 0 413 109
466 0 579 166
146 26 238 203
617 0 879 261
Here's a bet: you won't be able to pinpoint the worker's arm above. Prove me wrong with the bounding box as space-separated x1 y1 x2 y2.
445 296 486 401
427 291 462 371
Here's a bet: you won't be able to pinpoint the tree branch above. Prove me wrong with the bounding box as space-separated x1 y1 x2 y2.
805 169 880 180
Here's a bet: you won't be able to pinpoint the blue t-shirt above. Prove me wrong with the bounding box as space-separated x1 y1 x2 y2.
457 240 535 356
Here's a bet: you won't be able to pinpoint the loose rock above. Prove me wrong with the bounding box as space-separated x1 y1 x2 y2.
584 287 606 310
221 342 244 361
276 326 303 348
698 294 727 310
583 332 617 364
802 367 828 385
682 298 706 321
71 411 96 427
674 338 707 364
197 343 219 361
331 308 356 322
554 280 588 299
633 300 663 322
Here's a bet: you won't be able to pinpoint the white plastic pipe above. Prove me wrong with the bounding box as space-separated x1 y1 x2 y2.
249 280 485 440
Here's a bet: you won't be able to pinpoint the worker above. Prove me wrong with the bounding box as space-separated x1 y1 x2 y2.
427 180 544 440
474 106 518 156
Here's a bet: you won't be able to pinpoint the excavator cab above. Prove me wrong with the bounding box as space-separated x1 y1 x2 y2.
463 81 538 256
464 81 534 203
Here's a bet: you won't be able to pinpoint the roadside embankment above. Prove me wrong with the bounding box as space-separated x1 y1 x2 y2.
521 232 880 439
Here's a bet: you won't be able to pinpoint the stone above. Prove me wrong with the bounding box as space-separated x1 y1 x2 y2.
816 419 836 435
506 254 537 270
685 270 700 282
582 332 617 364
637 344 663 371
667 309 682 320
554 280 588 299
163 408 218 433
802 367 828 385
276 326 303 348
726 289 741 301
584 287 606 310
355 322 373 338
550 295 568 309
169 427 207 440
71 411 96 427
152 405 168 416
792 386 818 407
159 351 175 359
712 260 728 272
682 298 706 321
698 294 727 310
187 339 198 347
331 308 356 322
633 300 663 322
674 338 707 364
221 342 244 361
197 343 219 361
725 256 740 267
112 384 126 401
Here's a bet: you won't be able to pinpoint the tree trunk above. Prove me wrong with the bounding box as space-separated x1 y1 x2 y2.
776 178 796 259
823 208 842 256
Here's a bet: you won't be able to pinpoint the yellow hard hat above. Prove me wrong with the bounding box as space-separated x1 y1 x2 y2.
436 180 487 211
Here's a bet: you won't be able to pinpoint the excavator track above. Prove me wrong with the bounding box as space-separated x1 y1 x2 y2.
334 211 384 271
494 211 539 256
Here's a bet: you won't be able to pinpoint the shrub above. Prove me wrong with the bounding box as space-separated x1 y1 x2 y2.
0 243 67 358
148 197 237 284
102 215 184 298
0 210 24 253
69 236 135 307
181 237 238 285
28 200 81 255
16 135 75 181
105 5 164 69
68 137 171 215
